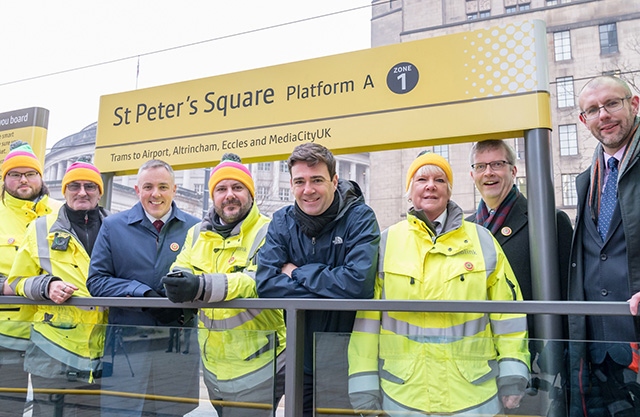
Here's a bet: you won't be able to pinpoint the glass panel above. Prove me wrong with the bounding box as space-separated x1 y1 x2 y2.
0 320 280 417
317 333 640 417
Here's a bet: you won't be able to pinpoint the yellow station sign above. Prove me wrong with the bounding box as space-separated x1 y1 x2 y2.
0 107 49 173
96 19 550 175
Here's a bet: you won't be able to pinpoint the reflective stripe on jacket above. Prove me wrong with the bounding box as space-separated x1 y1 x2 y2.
171 204 286 384
348 201 530 415
8 208 107 372
0 193 61 350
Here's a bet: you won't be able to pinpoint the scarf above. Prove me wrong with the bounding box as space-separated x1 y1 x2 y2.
66 204 102 256
294 190 340 237
207 210 249 239
475 185 519 235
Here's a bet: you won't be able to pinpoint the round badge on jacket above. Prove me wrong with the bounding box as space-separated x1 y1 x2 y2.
169 242 180 252
501 227 512 236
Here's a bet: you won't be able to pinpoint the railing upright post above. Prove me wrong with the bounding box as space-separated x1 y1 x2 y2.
284 305 305 417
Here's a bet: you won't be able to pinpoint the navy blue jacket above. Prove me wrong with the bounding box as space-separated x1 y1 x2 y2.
87 201 199 326
256 179 380 373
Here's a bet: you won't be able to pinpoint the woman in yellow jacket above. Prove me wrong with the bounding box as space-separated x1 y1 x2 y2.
348 152 530 416
8 161 108 417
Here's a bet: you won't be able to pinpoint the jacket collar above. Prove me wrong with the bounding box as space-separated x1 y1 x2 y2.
3 192 54 217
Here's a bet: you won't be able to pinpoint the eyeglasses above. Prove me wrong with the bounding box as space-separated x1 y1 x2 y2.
580 96 631 121
471 160 512 173
6 171 39 180
67 182 99 192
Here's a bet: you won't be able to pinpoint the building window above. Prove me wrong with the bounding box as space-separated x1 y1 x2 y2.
256 186 269 200
466 0 490 20
194 184 204 194
556 77 575 108
559 124 578 156
467 11 491 19
505 1 530 13
562 174 578 206
514 137 525 160
554 31 571 61
599 23 618 54
433 145 449 160
546 0 558 5
257 162 271 171
278 187 290 201
516 177 527 197
279 161 289 173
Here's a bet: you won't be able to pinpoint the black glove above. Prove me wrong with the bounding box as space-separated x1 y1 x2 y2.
161 270 203 303
142 288 184 325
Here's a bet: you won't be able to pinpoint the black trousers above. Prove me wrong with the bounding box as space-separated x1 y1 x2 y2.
591 356 640 417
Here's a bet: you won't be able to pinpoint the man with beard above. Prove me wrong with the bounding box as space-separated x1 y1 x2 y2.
8 161 108 416
162 153 286 417
567 75 640 417
0 141 61 416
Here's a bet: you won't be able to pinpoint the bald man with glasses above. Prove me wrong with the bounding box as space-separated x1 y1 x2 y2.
567 75 640 417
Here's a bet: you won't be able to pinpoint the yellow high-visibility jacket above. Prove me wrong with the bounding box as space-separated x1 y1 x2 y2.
171 204 286 388
8 208 107 375
0 193 61 351
349 202 530 416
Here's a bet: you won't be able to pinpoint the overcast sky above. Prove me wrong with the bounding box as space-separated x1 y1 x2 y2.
1 1 371 150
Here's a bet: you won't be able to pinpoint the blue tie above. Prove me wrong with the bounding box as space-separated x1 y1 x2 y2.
598 157 618 241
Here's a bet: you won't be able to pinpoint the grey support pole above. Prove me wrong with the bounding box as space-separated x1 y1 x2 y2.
524 128 564 341
99 172 114 212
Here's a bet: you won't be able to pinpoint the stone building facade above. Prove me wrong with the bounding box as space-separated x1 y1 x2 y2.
368 0 640 230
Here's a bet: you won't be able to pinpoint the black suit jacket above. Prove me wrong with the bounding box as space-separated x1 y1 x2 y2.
467 194 573 338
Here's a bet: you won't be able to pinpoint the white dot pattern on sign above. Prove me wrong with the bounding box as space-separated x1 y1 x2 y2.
463 21 537 97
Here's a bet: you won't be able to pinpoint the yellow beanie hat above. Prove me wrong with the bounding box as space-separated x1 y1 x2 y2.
62 161 104 194
405 152 453 191
209 153 255 197
1 142 43 181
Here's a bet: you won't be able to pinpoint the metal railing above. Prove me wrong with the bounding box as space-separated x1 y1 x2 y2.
1 296 633 417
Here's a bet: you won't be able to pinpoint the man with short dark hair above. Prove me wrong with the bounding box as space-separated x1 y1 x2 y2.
256 143 380 417
87 159 200 417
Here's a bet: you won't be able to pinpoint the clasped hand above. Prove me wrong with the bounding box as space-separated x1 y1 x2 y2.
161 270 202 303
